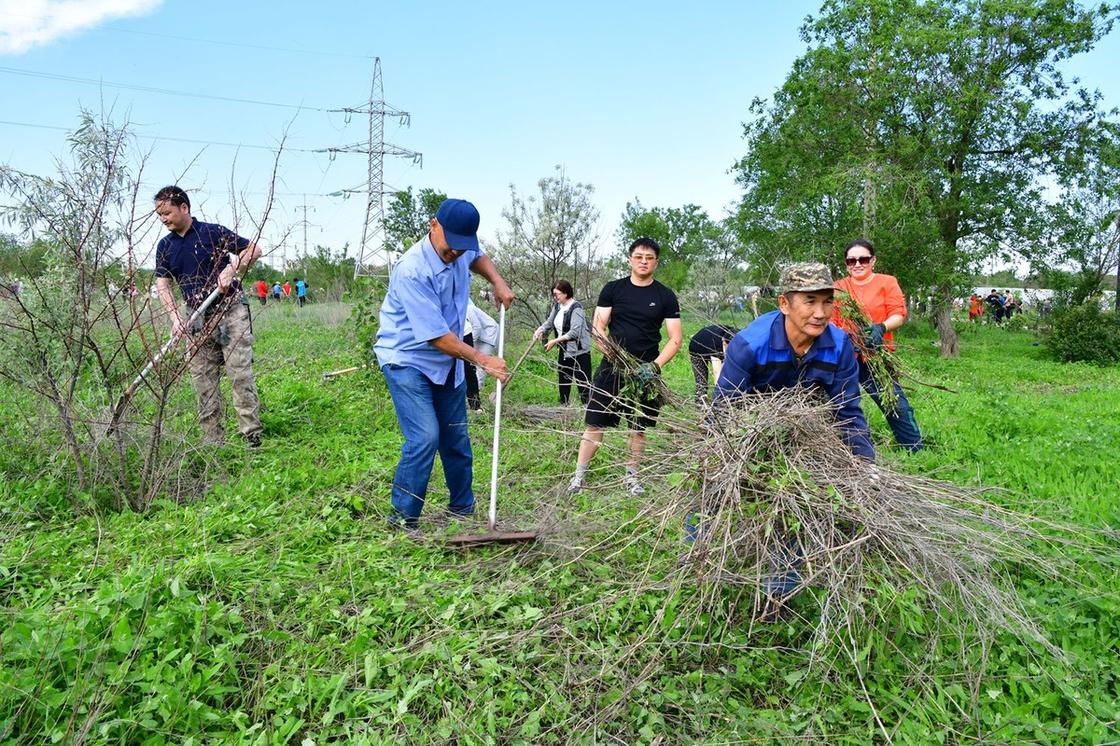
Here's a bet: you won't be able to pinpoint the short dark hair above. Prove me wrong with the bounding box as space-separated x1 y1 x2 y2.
628 237 660 257
153 185 190 210
552 279 575 298
844 238 875 258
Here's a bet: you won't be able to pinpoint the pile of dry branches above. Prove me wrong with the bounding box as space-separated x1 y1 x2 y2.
641 388 1062 651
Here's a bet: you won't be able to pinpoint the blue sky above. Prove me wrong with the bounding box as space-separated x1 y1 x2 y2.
1 1 1118 272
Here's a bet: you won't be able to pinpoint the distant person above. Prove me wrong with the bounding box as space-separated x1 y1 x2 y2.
968 293 982 322
833 239 923 452
688 323 737 404
255 278 268 306
748 284 777 318
152 185 263 447
462 313 482 412
295 277 308 307
282 280 292 301
533 280 593 406
568 237 682 496
271 281 282 301
465 301 500 386
984 289 1005 322
374 198 514 530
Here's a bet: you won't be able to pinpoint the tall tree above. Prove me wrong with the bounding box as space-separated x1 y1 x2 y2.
1029 127 1120 305
616 201 729 291
734 0 1116 356
494 166 600 319
384 187 447 251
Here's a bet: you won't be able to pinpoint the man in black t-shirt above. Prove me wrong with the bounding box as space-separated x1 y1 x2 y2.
569 237 682 495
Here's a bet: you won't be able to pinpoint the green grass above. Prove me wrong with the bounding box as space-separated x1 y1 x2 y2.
1 305 1118 744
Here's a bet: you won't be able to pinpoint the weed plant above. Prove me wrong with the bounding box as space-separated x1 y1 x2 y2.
1 304 1117 743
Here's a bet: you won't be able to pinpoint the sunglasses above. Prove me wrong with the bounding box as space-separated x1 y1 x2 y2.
845 255 873 266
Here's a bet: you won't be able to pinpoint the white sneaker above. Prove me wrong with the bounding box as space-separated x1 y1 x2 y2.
624 474 644 495
567 475 584 493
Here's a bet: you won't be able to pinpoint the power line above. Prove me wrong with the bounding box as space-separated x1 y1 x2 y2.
0 116 323 153
0 65 332 112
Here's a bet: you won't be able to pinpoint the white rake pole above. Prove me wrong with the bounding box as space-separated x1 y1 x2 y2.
488 304 506 532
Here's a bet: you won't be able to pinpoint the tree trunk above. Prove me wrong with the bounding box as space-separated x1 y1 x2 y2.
934 283 959 358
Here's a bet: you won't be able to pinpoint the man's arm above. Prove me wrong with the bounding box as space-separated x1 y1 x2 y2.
591 306 612 358
831 341 876 461
155 277 185 337
429 332 509 383
218 240 263 292
713 334 754 400
468 254 514 310
654 317 683 370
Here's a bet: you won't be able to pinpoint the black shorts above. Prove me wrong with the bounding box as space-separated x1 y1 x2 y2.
584 362 663 431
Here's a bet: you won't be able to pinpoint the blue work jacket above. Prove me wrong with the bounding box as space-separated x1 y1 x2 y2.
714 311 875 460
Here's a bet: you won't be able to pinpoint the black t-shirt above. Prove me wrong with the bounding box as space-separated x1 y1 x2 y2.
689 324 737 358
596 277 680 362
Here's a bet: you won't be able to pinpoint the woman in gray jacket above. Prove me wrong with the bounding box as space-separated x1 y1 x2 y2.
533 280 593 405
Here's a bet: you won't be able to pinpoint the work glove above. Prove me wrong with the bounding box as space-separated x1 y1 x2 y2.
634 361 661 389
865 323 886 351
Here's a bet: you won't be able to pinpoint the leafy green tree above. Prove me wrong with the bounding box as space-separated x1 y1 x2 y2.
384 187 447 251
295 243 358 301
733 0 1117 356
0 234 49 280
616 201 729 291
1029 130 1120 306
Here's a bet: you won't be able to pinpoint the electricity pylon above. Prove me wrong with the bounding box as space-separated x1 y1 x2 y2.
322 57 421 279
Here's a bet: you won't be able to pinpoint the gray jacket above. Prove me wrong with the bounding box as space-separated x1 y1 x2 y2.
537 301 591 356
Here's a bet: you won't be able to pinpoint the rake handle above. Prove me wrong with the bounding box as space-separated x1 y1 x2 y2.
488 304 507 532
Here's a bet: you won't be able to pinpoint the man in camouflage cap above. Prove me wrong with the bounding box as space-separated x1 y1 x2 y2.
695 262 873 614
715 262 873 459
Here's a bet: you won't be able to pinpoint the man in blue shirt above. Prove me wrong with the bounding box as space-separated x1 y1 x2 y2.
374 198 514 530
295 277 307 307
154 185 264 447
715 262 875 461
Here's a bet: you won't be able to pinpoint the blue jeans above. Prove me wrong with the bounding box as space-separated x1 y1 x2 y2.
684 513 803 599
858 359 923 451
381 364 474 527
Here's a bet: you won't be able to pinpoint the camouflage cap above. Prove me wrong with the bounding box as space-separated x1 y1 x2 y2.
779 262 834 294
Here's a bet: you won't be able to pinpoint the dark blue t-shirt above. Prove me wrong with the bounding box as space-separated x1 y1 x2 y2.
689 324 737 358
154 219 250 309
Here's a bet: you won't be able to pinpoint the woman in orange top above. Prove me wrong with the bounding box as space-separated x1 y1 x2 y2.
968 294 982 321
833 239 923 451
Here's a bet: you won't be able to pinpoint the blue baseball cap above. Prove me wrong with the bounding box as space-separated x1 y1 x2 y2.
434 198 481 253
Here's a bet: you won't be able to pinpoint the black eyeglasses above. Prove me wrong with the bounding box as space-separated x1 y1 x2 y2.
845 256 873 266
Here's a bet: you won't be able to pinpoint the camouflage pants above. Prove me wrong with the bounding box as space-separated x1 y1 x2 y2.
187 298 261 442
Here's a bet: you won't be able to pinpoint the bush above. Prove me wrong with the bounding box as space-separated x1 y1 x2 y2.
1044 303 1120 365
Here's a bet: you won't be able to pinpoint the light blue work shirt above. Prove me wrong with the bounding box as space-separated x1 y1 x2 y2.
374 235 481 386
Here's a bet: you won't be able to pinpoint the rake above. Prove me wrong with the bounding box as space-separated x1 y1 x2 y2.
103 287 222 437
447 304 538 547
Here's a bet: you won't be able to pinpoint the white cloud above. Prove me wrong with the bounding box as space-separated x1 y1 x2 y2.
0 0 160 54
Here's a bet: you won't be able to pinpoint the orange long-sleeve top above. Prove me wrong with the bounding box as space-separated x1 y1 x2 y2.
833 273 907 351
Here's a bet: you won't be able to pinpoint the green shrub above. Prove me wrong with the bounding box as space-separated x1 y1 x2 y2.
1044 303 1120 365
